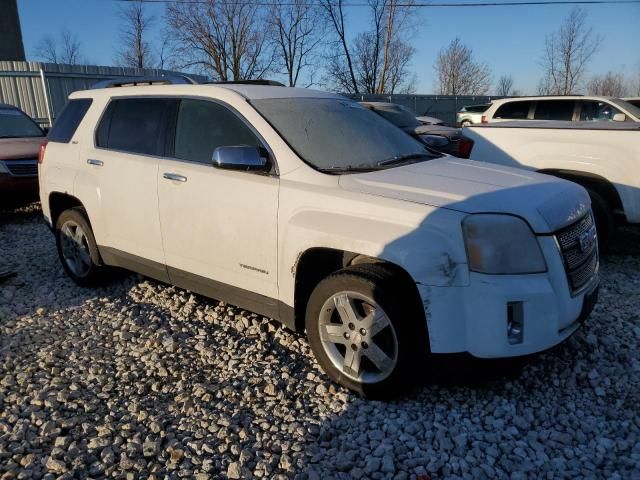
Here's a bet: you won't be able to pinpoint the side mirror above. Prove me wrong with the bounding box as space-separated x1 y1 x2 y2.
212 146 268 171
612 113 626 122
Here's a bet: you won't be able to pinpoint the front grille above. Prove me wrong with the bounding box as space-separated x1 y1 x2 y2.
555 214 598 294
4 159 38 177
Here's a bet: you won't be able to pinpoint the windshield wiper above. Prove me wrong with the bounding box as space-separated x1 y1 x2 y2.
377 153 432 167
317 165 378 174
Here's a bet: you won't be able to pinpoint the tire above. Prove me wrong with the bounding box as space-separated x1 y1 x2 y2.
55 207 105 286
305 263 429 398
461 120 471 128
586 189 614 250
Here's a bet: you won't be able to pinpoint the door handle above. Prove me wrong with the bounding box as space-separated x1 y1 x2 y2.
163 172 187 183
87 159 104 166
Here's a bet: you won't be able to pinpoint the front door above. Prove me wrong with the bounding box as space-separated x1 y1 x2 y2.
157 98 279 311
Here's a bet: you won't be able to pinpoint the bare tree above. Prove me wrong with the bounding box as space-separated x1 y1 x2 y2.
587 71 629 97
323 0 415 94
539 8 601 95
117 0 155 68
166 0 274 81
496 75 514 96
434 37 492 95
319 0 359 93
269 0 325 87
35 29 83 64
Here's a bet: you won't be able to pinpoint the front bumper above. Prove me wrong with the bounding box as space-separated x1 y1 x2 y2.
418 235 599 358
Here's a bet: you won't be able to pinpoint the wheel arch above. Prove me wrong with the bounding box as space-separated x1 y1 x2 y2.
292 247 423 332
49 192 87 227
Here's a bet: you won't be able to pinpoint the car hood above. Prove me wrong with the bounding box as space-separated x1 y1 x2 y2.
339 158 590 233
0 137 43 160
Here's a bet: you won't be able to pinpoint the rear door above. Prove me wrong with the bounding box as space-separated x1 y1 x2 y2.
157 98 279 305
532 100 576 121
78 97 172 280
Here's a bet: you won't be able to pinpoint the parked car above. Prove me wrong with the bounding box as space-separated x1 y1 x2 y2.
481 96 640 123
359 101 463 156
456 103 491 127
623 97 640 108
416 115 444 126
40 79 599 397
0 103 46 205
462 120 640 245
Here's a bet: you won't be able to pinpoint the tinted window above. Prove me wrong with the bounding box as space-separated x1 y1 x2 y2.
533 100 575 121
174 99 260 164
97 98 168 155
494 101 533 119
372 105 420 129
48 99 91 143
579 101 622 121
0 107 44 139
464 104 490 113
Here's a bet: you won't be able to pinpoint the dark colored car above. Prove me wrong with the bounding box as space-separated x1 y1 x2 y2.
359 102 464 156
0 104 45 205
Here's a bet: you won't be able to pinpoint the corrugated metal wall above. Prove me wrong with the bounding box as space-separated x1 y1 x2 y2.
0 61 207 127
351 94 507 126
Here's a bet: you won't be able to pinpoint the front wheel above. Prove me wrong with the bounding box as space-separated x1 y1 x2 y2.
305 264 429 398
55 208 105 286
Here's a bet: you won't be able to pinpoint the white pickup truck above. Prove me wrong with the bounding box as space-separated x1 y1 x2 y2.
463 121 640 243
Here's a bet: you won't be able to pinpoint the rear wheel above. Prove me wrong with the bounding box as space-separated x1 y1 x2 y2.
461 120 471 127
55 208 104 286
305 264 428 398
587 189 614 250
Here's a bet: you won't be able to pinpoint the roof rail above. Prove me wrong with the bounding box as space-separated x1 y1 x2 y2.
207 79 285 87
91 75 198 89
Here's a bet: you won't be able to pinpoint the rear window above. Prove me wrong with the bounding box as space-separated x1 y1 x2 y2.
48 99 92 143
463 104 490 113
533 100 575 121
494 101 533 120
96 98 169 156
0 107 44 139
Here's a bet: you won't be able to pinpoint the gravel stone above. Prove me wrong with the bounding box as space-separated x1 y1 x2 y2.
0 204 638 479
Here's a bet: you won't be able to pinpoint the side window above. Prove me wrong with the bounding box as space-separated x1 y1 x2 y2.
494 101 533 119
173 99 261 164
533 100 575 121
579 101 622 121
48 99 92 143
96 98 168 155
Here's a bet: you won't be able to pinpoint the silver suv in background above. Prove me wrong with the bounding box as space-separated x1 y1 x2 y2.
456 104 491 127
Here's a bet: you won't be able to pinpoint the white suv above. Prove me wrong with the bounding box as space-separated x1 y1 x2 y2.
482 96 640 123
39 79 599 397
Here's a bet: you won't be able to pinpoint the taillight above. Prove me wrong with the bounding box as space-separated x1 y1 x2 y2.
481 115 488 124
38 139 48 164
457 137 474 159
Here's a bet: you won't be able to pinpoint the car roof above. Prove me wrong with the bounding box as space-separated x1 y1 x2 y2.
71 83 343 102
490 95 616 105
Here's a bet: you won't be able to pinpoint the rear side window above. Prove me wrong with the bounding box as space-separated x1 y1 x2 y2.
48 99 92 143
173 99 261 164
494 101 533 119
96 98 168 156
533 100 575 121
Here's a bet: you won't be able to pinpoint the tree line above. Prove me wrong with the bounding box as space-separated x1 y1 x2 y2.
34 2 640 97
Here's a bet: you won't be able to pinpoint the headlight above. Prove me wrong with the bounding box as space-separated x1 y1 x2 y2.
462 214 547 274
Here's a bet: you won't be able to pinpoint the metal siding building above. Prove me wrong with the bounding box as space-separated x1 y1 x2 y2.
0 61 207 127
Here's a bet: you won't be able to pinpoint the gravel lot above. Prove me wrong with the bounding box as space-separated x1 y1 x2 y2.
1 204 639 479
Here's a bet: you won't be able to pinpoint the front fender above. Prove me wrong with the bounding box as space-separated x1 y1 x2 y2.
278 205 469 307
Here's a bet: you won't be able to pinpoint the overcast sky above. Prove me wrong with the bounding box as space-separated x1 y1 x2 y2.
17 0 640 94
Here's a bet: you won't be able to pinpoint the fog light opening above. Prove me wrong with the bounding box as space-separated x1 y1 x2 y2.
507 301 524 345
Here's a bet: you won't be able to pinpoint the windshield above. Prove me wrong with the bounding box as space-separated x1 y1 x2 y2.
610 98 640 120
373 104 421 129
0 107 44 138
252 98 437 172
